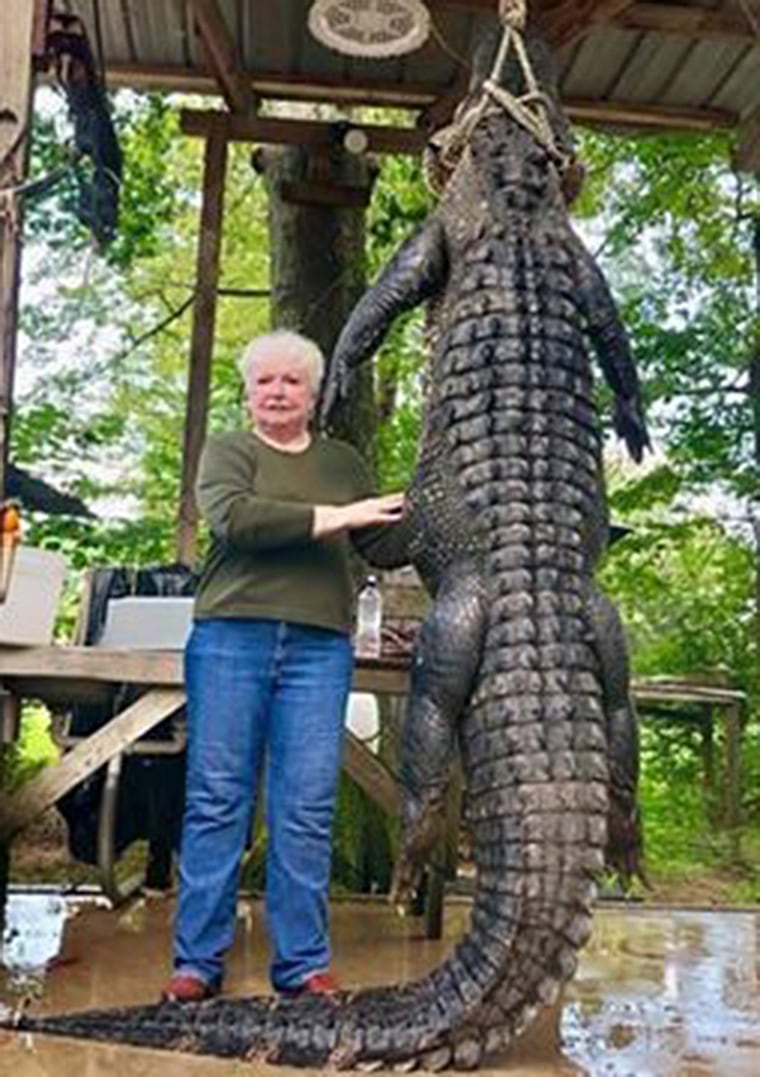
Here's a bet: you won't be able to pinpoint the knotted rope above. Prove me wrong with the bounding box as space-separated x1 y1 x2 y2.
424 0 570 193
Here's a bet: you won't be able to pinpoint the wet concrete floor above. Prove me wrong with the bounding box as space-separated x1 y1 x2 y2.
0 891 757 1076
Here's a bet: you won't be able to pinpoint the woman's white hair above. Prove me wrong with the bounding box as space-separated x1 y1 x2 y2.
238 331 325 393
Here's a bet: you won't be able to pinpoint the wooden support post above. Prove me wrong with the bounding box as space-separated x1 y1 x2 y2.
176 129 228 565
0 685 20 744
723 702 742 861
0 0 40 922
423 770 462 940
699 707 716 822
0 0 37 503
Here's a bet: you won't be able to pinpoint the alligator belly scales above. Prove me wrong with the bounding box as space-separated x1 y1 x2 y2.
1 37 649 1072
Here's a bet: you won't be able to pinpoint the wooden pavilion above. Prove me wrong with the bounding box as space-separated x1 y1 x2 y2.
0 1 754 906
1 1 759 560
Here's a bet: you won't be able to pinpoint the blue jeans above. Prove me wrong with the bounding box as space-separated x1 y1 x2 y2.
173 618 353 991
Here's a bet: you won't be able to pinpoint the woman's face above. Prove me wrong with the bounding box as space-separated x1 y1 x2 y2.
247 353 315 438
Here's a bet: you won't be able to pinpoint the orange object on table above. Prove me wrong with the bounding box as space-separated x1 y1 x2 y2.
0 502 21 603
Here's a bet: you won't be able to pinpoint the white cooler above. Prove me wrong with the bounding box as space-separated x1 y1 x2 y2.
97 596 195 650
0 546 68 645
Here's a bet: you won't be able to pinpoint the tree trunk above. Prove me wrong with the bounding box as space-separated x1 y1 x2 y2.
253 144 379 470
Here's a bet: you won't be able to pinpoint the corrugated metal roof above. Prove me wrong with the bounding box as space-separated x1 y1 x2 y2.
61 1 759 133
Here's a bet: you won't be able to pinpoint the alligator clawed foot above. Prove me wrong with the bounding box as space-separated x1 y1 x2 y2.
330 1040 361 1069
390 850 423 916
390 791 447 914
606 792 649 890
318 362 354 427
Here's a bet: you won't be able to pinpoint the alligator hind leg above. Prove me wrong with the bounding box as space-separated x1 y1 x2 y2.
585 583 645 885
391 559 487 911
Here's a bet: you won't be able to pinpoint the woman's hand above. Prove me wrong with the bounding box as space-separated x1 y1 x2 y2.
313 493 405 538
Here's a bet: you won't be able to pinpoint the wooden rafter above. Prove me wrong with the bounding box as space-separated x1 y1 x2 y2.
104 62 741 136
429 2 640 45
104 61 438 107
185 0 256 114
565 97 735 132
436 0 760 44
188 79 732 141
539 1 638 49
616 2 760 43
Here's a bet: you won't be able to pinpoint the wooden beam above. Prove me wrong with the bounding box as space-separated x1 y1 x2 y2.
180 109 427 155
279 180 373 209
631 679 745 707
431 1 759 49
185 0 256 114
0 645 184 687
181 100 735 155
30 0 52 61
0 643 746 705
107 58 746 141
176 128 228 566
565 98 736 132
0 687 186 841
0 0 37 508
343 732 399 815
103 61 439 108
616 3 759 44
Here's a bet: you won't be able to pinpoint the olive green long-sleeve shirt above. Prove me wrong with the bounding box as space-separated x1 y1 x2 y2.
194 431 397 633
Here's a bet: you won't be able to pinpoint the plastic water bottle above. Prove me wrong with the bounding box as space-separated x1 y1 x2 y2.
355 575 382 658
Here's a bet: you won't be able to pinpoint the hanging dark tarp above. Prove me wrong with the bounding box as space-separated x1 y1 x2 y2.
6 462 92 517
57 565 196 877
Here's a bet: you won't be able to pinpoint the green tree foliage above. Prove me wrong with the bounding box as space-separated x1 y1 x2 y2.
15 90 271 565
367 153 431 489
576 130 759 503
9 90 760 894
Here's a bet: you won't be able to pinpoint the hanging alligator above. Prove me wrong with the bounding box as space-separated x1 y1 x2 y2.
0 16 648 1071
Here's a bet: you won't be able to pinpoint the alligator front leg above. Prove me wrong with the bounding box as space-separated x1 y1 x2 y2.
392 558 487 911
585 582 645 886
566 232 650 463
319 219 448 424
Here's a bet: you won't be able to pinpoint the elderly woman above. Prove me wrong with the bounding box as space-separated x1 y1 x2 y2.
162 330 405 1003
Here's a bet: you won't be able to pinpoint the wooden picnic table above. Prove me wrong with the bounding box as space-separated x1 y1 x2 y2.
0 644 747 905
0 644 411 845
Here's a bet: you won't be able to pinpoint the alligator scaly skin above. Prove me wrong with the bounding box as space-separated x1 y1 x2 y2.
2 91 648 1072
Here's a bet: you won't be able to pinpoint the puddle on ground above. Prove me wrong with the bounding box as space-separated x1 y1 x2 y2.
0 890 108 996
0 891 757 1075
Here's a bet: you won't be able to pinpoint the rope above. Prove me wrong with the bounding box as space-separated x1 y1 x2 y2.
499 0 527 32
424 0 570 193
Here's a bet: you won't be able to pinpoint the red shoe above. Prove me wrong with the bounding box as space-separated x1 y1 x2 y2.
280 970 342 999
160 973 217 1003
